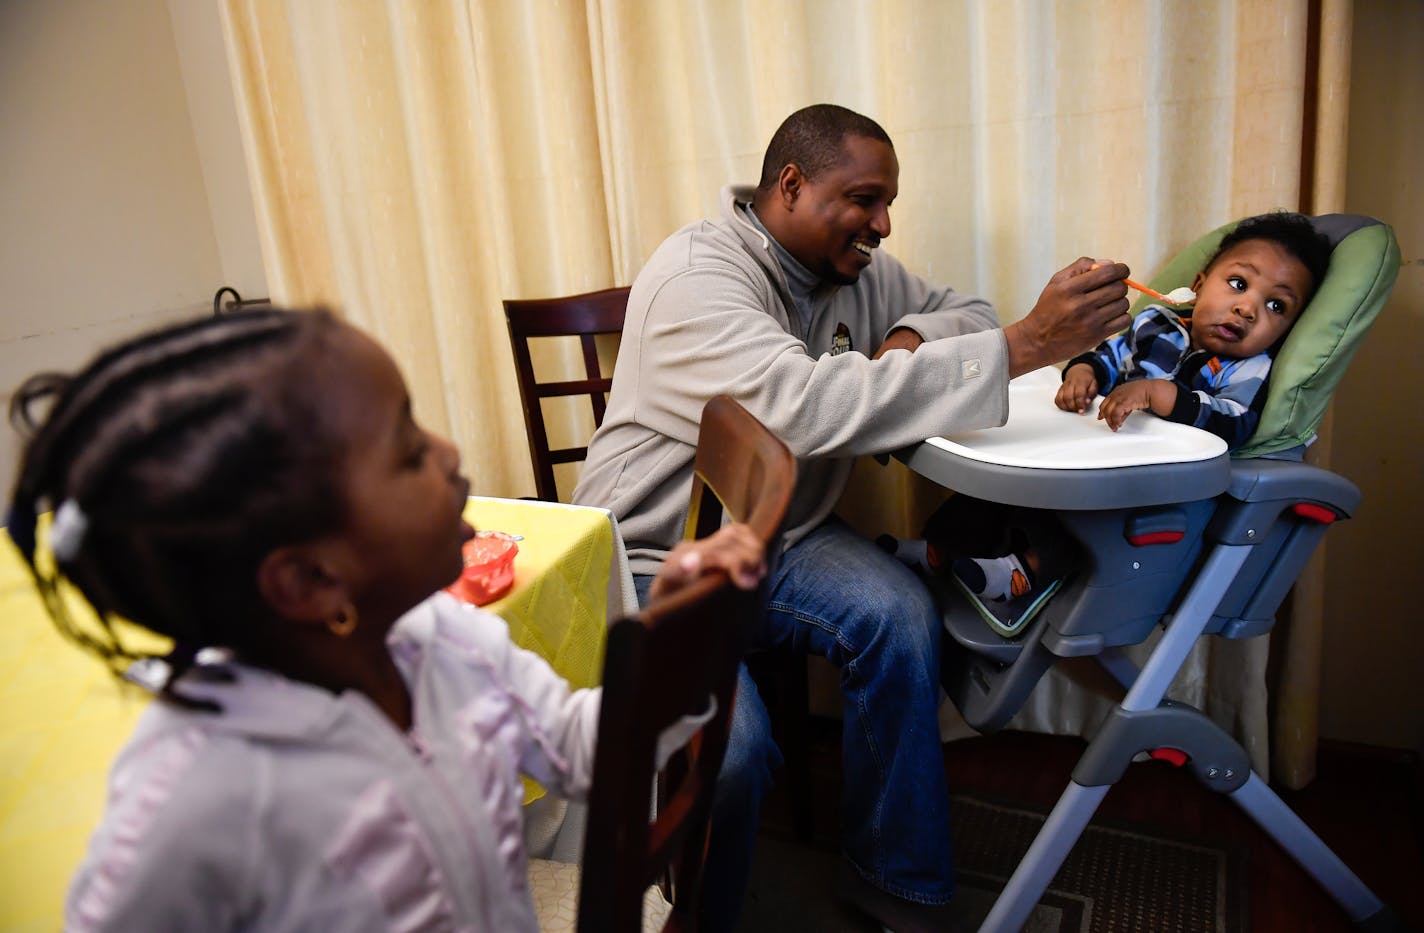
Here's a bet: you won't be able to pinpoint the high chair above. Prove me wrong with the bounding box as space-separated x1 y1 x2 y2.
896 214 1405 932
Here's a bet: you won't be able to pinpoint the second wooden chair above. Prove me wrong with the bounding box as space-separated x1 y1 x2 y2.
504 286 629 501
684 396 815 844
530 396 795 932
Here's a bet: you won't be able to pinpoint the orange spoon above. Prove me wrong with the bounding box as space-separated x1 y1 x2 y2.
1126 278 1196 305
1090 262 1196 305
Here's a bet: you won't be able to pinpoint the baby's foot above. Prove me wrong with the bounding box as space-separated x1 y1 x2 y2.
952 553 1035 602
875 535 940 573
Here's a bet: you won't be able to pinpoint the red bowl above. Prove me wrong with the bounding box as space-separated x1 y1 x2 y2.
448 531 519 606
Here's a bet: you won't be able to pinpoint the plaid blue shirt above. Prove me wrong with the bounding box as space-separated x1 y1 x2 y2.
1067 305 1273 449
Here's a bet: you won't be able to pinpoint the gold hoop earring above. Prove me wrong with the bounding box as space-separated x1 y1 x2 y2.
326 604 359 638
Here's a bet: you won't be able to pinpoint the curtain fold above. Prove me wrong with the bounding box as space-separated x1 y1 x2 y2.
220 0 1329 776
1270 0 1354 790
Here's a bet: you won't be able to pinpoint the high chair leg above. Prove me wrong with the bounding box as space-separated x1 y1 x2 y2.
1229 775 1392 927
973 545 1255 933
1117 543 1252 712
973 539 1401 932
978 781 1111 933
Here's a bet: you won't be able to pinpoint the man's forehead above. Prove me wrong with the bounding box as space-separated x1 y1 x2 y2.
825 136 897 179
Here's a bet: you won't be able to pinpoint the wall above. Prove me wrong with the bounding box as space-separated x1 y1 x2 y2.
1319 0 1424 750
0 0 264 491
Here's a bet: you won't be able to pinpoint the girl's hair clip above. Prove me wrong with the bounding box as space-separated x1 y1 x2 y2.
122 656 171 693
50 499 89 562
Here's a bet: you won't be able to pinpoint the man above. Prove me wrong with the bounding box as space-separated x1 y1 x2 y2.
573 104 1129 931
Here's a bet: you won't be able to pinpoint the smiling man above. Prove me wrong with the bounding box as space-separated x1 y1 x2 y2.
574 103 1130 932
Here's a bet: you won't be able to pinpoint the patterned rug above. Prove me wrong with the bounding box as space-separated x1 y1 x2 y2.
950 794 1248 932
741 794 1247 932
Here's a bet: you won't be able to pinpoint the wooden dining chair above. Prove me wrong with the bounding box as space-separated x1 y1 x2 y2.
575 397 794 932
503 286 629 501
683 397 815 843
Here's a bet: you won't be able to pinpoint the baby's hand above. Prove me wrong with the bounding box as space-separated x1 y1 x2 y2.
1097 380 1159 431
1055 364 1098 414
650 524 766 601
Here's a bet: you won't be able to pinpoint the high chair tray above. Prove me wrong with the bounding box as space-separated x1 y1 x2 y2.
897 368 1231 510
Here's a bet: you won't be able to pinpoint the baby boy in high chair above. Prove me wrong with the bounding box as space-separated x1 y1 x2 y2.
889 211 1332 632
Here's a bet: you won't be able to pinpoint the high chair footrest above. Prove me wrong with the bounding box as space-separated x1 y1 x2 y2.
931 575 1025 664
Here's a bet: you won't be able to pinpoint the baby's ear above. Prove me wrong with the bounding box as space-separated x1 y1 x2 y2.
1190 269 1206 291
256 544 344 627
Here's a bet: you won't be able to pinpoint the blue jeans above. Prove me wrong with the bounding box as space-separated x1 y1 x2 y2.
635 518 955 930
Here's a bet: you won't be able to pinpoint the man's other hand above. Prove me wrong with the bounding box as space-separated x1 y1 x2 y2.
871 327 924 359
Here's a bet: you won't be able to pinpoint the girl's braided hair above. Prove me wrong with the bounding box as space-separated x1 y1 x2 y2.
6 308 348 704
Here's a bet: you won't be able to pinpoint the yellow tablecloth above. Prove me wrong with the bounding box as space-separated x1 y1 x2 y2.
0 497 631 933
469 496 632 692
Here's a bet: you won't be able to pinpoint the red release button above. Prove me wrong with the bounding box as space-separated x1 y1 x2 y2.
1291 502 1337 524
1149 747 1188 767
1127 530 1185 546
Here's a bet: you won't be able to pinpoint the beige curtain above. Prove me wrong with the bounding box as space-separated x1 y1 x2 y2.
220 0 1337 778
1268 0 1354 789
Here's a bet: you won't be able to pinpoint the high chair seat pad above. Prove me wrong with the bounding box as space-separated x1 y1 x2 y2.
901 368 1231 510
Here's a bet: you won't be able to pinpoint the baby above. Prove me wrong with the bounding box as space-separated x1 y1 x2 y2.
1057 211 1332 445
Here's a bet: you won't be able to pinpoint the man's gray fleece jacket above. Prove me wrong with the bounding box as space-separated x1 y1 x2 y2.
573 184 1012 576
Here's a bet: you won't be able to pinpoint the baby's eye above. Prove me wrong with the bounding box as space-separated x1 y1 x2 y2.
1266 298 1287 315
1227 276 1246 291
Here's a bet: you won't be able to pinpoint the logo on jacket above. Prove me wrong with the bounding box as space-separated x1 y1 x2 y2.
831 323 853 356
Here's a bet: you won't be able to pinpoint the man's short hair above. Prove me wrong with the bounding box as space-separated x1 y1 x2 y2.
756 104 893 194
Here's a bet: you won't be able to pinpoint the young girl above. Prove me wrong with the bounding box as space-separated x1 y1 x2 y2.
7 308 764 931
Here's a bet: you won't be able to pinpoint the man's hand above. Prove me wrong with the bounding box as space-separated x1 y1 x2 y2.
649 524 766 601
1097 379 1175 431
1004 258 1131 378
1055 363 1099 414
872 327 924 359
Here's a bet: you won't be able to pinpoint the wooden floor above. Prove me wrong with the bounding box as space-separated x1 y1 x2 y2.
759 722 1424 932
